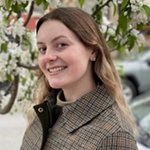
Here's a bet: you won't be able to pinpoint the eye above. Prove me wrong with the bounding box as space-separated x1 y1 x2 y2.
57 43 68 48
38 46 47 54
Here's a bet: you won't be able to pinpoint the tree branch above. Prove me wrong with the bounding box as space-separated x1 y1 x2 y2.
23 1 34 27
0 75 19 114
4 82 13 96
7 10 12 20
92 0 113 17
104 25 109 39
17 62 39 70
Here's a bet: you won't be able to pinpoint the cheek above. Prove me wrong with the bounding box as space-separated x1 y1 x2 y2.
38 57 45 71
69 59 87 75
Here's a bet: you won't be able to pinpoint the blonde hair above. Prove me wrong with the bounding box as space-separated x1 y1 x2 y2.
35 7 135 131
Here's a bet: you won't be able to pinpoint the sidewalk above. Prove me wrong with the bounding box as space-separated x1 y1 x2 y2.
0 112 26 150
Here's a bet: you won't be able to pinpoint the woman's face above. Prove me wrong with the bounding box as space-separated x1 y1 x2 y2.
37 20 94 90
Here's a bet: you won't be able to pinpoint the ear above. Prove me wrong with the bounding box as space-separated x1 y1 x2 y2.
90 49 98 61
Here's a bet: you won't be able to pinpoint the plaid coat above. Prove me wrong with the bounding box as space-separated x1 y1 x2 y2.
20 84 138 150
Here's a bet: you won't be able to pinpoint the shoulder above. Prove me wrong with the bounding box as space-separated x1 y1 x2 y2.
94 104 137 149
97 130 138 150
20 115 42 149
95 103 132 133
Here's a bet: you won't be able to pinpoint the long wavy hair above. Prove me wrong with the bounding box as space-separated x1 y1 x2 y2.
34 7 135 131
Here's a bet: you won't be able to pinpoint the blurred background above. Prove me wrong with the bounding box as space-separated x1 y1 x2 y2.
0 0 150 150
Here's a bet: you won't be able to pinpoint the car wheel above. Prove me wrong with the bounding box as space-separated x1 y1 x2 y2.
121 78 137 103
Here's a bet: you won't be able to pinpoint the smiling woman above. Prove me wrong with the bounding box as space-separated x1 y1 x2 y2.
37 19 95 98
20 7 138 150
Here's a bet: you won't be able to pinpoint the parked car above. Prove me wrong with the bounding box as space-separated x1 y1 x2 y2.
137 143 150 150
130 91 150 148
118 50 150 103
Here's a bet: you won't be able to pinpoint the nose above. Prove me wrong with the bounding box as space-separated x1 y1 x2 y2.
44 49 57 63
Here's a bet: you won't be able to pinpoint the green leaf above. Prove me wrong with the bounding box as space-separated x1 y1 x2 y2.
116 45 126 53
79 0 85 8
11 3 21 13
35 0 43 6
92 4 103 24
120 46 126 53
142 5 150 19
115 26 120 35
5 0 11 10
7 74 12 82
17 56 21 63
31 52 35 60
137 23 144 30
30 73 34 80
118 12 128 34
21 1 29 8
107 38 118 49
113 3 117 16
120 0 129 11
43 1 49 10
128 35 136 50
139 43 144 52
117 64 124 76
8 54 11 60
1 43 7 53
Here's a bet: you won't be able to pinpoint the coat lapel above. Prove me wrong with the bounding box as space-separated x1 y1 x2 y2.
62 84 114 133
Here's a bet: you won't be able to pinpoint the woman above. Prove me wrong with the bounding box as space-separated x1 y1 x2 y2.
20 7 138 150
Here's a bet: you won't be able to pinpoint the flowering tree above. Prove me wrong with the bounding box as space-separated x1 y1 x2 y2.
0 0 150 114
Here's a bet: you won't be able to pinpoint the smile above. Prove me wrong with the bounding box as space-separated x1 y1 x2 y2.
48 66 67 73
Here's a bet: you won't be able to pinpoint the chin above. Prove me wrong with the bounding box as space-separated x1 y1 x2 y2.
49 82 63 89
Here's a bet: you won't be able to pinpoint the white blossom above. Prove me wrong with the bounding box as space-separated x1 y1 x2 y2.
17 69 37 103
130 0 150 25
0 52 9 81
0 10 9 46
7 18 26 39
7 42 18 50
124 11 128 16
0 0 5 6
0 0 34 6
131 29 145 47
100 16 110 33
0 31 8 47
112 0 117 4
137 34 145 46
131 4 140 12
131 12 147 25
47 0 61 8
12 0 33 4
120 37 127 45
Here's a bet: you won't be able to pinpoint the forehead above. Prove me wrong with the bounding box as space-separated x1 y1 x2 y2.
37 20 79 42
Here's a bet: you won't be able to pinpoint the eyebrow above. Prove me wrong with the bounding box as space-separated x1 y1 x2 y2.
37 35 68 45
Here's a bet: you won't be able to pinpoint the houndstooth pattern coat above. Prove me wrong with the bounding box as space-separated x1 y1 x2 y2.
20 84 138 150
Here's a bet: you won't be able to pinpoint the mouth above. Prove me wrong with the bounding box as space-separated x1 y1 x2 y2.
47 66 67 74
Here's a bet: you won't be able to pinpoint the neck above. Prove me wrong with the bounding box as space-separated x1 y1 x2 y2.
62 79 96 102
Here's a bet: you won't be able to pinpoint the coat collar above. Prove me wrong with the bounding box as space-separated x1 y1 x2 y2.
62 84 114 133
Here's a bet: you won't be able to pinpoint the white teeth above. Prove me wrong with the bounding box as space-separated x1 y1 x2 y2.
48 67 66 73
